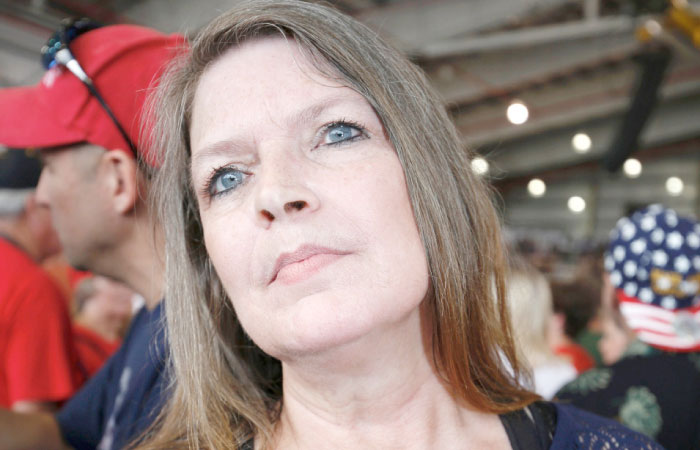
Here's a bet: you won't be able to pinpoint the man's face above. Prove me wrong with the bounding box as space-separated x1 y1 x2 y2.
35 143 109 270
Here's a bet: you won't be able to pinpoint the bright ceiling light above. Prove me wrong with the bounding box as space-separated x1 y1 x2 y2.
568 196 586 213
623 158 642 178
571 133 592 153
666 176 684 196
644 19 663 36
471 157 489 175
527 178 546 197
506 100 529 125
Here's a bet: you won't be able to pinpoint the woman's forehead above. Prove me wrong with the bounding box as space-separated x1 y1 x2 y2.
196 36 341 98
189 38 373 152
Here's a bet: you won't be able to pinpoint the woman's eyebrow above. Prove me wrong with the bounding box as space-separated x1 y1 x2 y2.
192 94 364 168
288 95 350 129
191 138 248 169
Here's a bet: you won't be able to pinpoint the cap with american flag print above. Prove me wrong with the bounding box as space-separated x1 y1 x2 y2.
605 204 700 352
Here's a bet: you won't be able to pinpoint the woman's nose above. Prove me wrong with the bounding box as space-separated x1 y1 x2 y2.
253 155 320 227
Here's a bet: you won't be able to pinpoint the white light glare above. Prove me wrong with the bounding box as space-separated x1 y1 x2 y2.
506 100 529 125
471 157 489 175
666 177 684 196
571 133 592 153
568 196 586 213
527 178 546 197
623 158 642 178
644 19 663 36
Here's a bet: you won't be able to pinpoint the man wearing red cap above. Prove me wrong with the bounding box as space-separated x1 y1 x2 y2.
0 21 185 450
0 149 82 412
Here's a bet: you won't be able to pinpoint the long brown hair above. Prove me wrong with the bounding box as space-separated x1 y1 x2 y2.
142 0 536 448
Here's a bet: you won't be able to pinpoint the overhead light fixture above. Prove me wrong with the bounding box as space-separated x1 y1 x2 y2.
666 176 684 196
527 178 546 197
644 19 663 36
571 132 592 153
623 158 642 178
506 100 529 125
568 196 586 213
471 156 489 175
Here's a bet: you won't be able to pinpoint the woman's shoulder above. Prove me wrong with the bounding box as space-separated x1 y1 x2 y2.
550 402 665 449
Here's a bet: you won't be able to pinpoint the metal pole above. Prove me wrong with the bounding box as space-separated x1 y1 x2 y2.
584 0 600 21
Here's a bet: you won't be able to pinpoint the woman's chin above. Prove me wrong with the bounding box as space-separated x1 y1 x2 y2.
263 322 373 365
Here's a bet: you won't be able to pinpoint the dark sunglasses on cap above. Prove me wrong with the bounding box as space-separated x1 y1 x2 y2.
40 18 138 157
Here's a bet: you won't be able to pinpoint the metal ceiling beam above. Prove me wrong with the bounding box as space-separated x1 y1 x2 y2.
415 16 636 59
493 137 700 193
459 72 700 147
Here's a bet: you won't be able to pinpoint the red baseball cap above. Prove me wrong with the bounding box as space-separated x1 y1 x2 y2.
0 24 186 166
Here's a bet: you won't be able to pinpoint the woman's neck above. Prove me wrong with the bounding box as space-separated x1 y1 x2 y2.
271 311 510 449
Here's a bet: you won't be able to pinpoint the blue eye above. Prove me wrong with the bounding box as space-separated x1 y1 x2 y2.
209 167 245 196
324 123 361 145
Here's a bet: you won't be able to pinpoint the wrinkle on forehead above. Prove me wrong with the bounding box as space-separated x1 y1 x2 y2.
191 35 353 128
189 36 358 156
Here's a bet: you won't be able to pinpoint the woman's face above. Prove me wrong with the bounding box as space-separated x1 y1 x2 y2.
189 37 429 360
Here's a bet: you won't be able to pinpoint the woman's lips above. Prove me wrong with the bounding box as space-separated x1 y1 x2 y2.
270 245 348 285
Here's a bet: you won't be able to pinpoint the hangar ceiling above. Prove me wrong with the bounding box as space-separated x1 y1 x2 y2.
1 0 699 242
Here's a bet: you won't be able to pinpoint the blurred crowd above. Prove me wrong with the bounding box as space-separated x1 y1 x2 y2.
507 204 700 448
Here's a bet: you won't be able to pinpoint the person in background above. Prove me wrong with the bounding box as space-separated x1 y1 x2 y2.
597 301 639 366
556 204 700 449
0 148 82 412
570 246 607 367
138 1 661 448
72 275 135 378
0 21 185 450
550 278 598 371
506 261 578 399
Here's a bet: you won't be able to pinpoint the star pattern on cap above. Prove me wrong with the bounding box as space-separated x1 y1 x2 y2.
675 255 691 274
680 280 699 296
621 222 636 241
661 296 677 310
667 231 683 250
665 212 679 227
606 204 700 311
637 268 649 281
652 250 668 267
640 215 656 232
631 238 646 254
651 229 665 244
614 246 626 262
639 287 654 303
610 270 622 287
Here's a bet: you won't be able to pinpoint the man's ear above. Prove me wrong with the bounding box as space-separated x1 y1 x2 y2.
100 150 139 215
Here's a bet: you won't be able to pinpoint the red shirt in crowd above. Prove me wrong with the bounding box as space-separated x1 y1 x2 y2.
555 342 595 373
72 324 121 379
0 239 81 407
